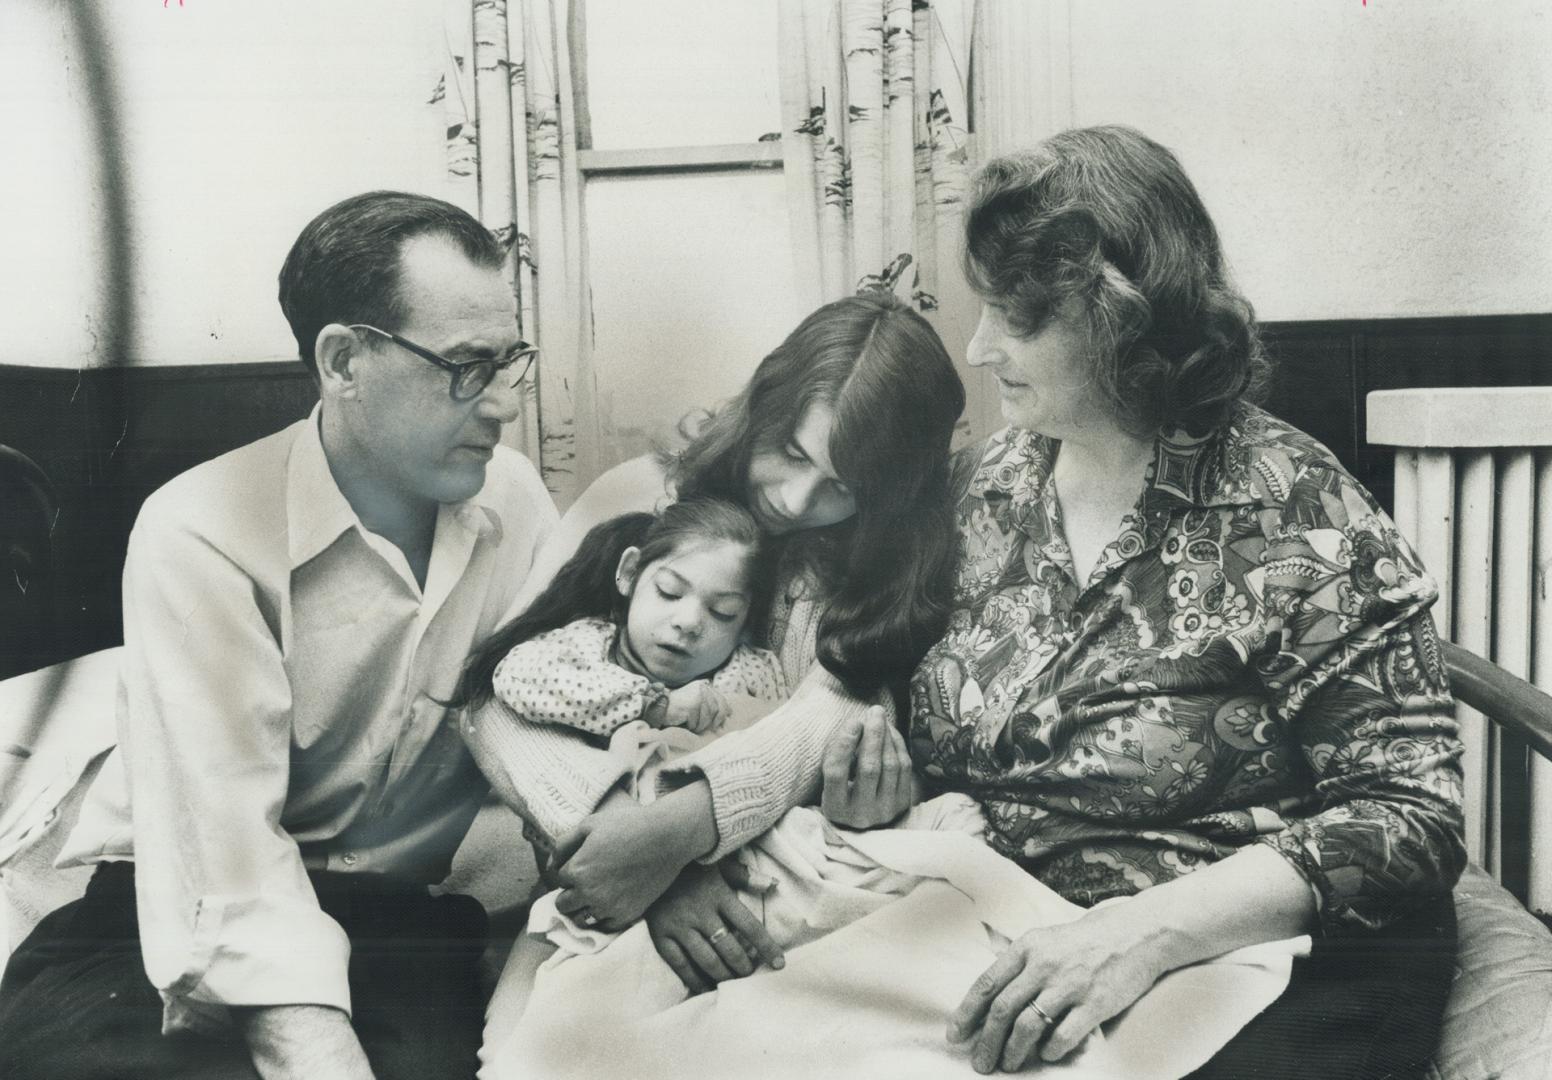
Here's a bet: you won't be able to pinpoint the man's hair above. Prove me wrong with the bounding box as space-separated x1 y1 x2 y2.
277 191 505 376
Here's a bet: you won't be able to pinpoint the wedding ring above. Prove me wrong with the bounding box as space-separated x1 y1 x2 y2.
578 911 600 928
1026 1001 1056 1027
708 927 731 944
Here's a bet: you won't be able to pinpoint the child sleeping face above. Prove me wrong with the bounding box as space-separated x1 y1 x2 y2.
614 539 756 687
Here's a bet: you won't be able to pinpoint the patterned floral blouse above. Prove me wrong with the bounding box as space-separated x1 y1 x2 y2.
909 404 1466 935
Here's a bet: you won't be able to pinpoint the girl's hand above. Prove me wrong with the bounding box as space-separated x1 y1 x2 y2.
551 783 716 928
946 902 1170 1073
646 861 785 994
660 680 730 734
820 706 916 829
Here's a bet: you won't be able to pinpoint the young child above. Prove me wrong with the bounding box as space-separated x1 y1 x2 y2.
454 497 787 752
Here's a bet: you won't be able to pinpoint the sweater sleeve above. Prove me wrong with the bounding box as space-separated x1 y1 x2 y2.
490 621 663 738
461 700 631 847
659 591 881 860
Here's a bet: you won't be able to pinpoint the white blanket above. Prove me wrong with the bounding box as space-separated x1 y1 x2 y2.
483 789 1309 1080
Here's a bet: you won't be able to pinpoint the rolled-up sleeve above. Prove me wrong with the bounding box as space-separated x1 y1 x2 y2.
1252 466 1467 934
120 503 352 1028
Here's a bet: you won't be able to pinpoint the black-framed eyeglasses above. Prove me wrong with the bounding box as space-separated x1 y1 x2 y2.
349 324 537 402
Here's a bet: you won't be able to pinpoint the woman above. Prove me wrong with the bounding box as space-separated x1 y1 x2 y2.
464 289 964 991
918 125 1465 1077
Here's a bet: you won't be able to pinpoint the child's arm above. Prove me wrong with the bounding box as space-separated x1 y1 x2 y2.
654 681 731 735
491 622 667 738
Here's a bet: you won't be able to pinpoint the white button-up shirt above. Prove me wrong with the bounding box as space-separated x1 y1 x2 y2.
57 409 557 1030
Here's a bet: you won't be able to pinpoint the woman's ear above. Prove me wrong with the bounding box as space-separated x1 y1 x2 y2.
315 324 363 401
615 547 642 598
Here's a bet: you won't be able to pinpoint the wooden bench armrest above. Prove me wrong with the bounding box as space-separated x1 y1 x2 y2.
1441 639 1552 762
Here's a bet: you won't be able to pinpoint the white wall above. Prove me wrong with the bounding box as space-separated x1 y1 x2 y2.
0 0 447 368
584 0 781 150
580 0 798 469
982 0 1552 321
587 169 803 464
8 1 1547 421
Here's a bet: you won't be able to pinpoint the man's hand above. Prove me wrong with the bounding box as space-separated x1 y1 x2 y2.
659 680 730 734
819 706 916 829
237 1004 374 1080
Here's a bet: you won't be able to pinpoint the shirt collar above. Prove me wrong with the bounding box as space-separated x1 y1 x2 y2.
1146 416 1263 512
970 403 1268 518
285 404 505 570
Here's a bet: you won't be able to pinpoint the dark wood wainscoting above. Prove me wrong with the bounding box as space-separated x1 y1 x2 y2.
2 312 1549 675
0 361 317 675
1261 313 1552 514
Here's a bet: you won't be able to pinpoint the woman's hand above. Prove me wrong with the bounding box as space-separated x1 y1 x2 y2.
551 783 717 929
947 902 1170 1074
819 706 916 829
646 861 786 994
949 844 1318 1073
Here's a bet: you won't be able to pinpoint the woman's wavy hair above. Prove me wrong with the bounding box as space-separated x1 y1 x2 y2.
963 125 1271 434
447 497 775 713
668 291 966 697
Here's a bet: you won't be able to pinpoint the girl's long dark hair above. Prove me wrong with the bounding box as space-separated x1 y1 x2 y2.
448 498 774 713
668 291 966 698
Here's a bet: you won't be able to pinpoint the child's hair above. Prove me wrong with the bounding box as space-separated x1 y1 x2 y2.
449 497 775 713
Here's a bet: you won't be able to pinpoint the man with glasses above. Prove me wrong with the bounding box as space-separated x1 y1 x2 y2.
0 192 560 1079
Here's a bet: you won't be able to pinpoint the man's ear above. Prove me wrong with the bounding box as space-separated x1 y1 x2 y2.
615 547 642 598
315 324 364 400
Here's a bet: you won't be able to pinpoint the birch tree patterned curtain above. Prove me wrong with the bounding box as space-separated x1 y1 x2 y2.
778 0 975 315
439 0 590 502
